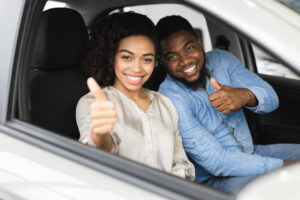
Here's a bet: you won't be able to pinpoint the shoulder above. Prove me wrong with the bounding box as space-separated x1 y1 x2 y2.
206 49 233 59
148 89 179 122
150 90 173 104
159 75 189 99
206 49 234 65
206 49 242 73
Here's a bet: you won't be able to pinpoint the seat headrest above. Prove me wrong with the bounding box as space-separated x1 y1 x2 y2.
32 8 88 70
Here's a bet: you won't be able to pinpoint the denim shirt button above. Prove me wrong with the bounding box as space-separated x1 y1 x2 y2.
192 141 196 144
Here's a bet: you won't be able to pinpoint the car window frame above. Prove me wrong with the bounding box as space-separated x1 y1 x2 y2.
9 0 300 199
4 0 233 200
186 1 300 78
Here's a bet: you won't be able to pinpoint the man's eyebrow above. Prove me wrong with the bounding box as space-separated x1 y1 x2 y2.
119 49 134 55
183 40 195 49
163 40 195 57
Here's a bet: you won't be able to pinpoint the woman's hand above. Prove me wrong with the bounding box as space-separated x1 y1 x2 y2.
87 77 118 151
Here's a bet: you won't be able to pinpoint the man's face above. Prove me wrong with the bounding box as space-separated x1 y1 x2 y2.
161 30 205 82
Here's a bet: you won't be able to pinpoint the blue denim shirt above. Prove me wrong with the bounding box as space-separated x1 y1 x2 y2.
158 49 283 181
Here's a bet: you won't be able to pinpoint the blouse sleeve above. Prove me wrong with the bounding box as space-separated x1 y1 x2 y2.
76 92 120 154
169 101 195 181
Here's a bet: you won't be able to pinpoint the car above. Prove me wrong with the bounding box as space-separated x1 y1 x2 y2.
0 0 299 199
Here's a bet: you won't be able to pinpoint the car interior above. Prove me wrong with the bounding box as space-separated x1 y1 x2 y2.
12 0 300 198
30 7 89 139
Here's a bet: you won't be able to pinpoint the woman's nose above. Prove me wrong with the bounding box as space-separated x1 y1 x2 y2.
131 60 142 72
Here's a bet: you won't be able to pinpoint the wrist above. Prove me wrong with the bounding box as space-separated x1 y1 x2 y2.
244 89 258 107
92 131 113 152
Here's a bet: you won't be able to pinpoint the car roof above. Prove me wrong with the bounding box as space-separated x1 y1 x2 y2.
59 0 300 74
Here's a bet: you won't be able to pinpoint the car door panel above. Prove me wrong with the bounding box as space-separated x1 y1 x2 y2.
257 74 300 144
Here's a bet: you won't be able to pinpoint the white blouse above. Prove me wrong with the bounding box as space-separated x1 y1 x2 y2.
76 86 195 180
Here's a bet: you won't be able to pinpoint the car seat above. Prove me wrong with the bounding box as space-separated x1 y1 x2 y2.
30 8 89 139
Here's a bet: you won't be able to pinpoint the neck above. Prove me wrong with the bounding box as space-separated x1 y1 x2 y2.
114 83 146 101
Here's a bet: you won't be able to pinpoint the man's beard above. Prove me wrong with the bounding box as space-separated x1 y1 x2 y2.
174 65 210 90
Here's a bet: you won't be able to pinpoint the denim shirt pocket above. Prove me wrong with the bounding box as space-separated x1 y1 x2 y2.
181 137 198 150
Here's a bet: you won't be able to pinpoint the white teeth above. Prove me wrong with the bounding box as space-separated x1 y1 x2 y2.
126 75 142 81
184 65 196 73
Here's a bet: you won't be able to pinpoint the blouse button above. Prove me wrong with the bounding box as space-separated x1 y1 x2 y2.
192 141 196 145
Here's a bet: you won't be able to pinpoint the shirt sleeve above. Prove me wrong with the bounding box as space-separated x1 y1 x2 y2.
220 50 279 114
75 93 120 154
164 91 282 177
169 102 195 181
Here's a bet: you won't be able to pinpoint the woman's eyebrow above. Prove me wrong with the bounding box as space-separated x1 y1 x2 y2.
143 53 155 57
119 49 134 55
120 49 155 57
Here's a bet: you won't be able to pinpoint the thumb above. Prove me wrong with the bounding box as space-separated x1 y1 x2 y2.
210 77 222 91
87 77 107 101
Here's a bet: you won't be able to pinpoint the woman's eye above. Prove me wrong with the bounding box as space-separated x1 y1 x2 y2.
144 58 153 63
122 55 131 60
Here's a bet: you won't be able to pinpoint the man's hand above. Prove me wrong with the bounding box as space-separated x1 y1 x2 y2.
87 77 117 151
283 160 300 167
209 78 258 115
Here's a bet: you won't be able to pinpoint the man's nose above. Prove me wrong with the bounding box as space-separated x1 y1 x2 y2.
178 53 190 67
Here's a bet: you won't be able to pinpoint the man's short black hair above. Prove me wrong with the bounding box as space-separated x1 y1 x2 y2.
156 15 197 42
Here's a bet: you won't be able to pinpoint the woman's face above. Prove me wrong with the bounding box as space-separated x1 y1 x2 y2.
113 35 155 93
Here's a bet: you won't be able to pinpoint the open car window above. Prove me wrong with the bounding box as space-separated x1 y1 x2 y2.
8 0 232 199
5 0 300 199
252 44 300 80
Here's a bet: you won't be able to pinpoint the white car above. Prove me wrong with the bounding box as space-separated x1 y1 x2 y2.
0 0 299 199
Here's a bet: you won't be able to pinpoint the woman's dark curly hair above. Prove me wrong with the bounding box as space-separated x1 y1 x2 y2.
83 12 158 87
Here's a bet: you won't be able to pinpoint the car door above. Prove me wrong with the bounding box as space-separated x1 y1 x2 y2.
204 8 300 145
0 0 233 199
252 46 300 144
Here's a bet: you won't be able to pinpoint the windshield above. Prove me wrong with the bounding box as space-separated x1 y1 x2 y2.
277 0 300 14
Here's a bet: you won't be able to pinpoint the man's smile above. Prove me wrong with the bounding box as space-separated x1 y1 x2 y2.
184 64 196 73
182 64 198 77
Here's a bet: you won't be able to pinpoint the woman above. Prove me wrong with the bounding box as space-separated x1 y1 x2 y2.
76 12 194 180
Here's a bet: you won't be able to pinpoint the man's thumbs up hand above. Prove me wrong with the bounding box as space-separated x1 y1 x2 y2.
210 77 222 91
209 77 257 115
87 78 117 150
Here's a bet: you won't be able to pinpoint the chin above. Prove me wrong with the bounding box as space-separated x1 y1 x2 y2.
126 84 144 91
185 73 200 82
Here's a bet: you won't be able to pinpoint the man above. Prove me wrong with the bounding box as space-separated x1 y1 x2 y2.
156 15 300 194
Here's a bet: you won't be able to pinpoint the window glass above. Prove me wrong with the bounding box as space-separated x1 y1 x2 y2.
276 0 300 14
252 44 300 80
44 0 68 11
124 4 212 52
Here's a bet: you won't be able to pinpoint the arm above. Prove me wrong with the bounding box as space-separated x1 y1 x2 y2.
76 78 118 153
209 78 258 114
163 90 282 177
169 102 195 181
222 50 279 114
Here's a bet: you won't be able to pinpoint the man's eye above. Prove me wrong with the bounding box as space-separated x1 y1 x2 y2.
122 55 131 60
187 46 194 51
167 55 177 61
